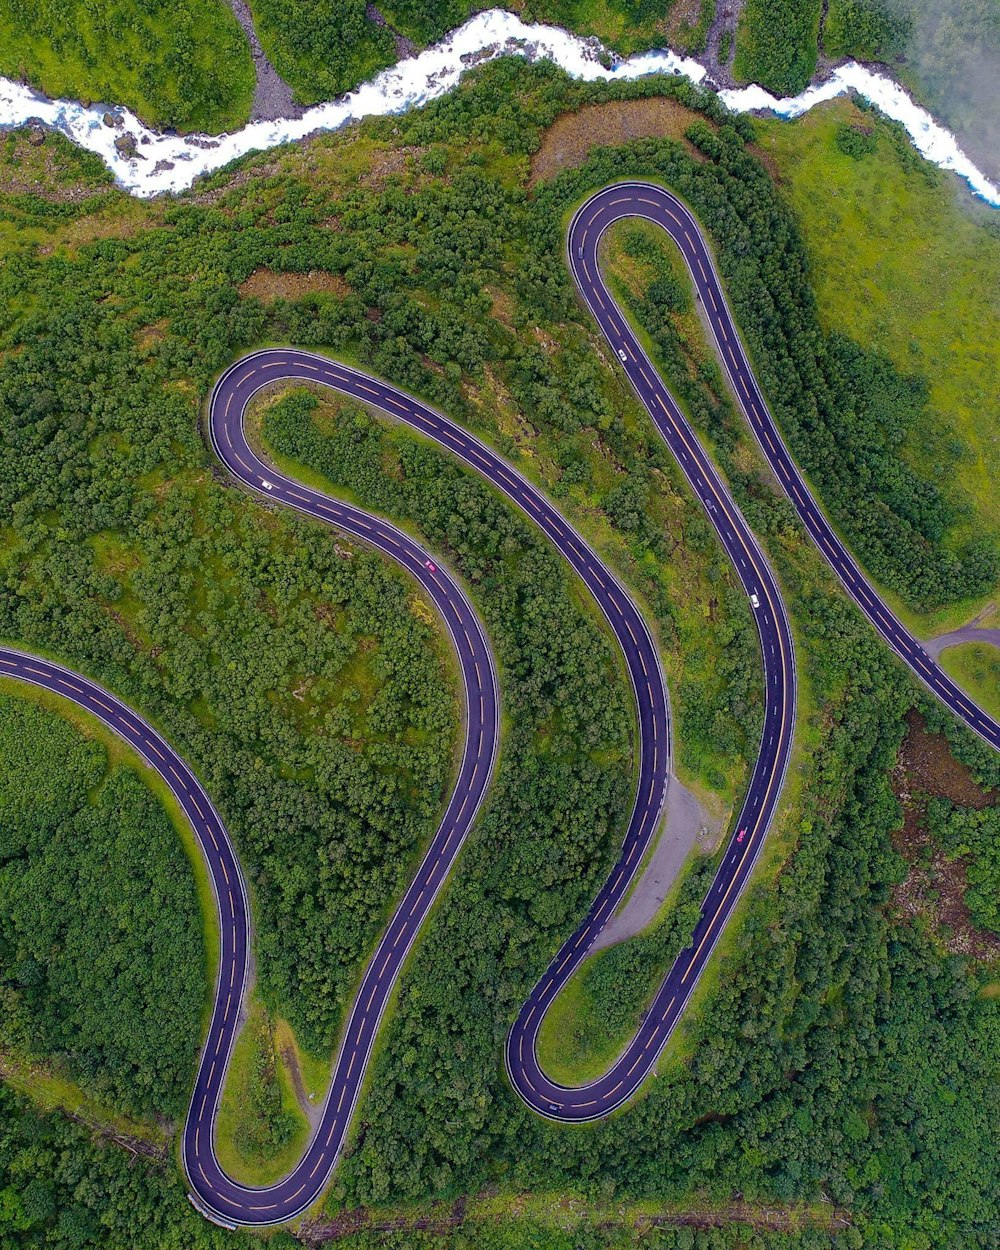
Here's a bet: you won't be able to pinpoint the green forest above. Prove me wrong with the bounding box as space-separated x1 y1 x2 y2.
0 0 255 132
248 0 397 106
0 54 998 1250
0 688 204 1120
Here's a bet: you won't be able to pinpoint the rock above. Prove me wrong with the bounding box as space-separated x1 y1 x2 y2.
102 111 118 128
114 132 143 160
26 126 45 146
153 159 175 174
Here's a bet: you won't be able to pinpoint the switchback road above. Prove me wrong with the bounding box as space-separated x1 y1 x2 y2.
4 180 996 1227
568 183 1000 757
507 179 1000 1121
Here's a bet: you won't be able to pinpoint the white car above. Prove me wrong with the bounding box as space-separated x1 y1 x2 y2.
750 593 760 609
618 349 628 363
260 479 274 491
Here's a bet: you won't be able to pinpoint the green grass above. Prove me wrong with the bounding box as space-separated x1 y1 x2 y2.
940 642 1000 722
273 1015 331 1105
755 97 1000 635
0 0 255 132
534 843 706 1087
214 995 313 1186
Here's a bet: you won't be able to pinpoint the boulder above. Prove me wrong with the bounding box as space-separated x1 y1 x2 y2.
114 132 142 159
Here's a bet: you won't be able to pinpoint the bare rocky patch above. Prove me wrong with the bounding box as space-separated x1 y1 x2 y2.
238 268 351 301
358 144 427 189
889 709 1000 960
0 127 114 202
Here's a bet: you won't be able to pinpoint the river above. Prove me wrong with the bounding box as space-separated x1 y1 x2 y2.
1 8 996 206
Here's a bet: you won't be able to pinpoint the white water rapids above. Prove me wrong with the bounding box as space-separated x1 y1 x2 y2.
1 8 997 205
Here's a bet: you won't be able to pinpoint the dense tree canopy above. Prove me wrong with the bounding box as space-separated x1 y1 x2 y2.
0 61 996 1249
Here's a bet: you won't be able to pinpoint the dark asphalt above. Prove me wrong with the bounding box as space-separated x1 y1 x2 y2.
505 187 798 1122
198 345 673 1221
4 180 995 1228
572 183 1000 755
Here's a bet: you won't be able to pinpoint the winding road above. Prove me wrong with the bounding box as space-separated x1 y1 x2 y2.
3 181 997 1227
571 183 1000 756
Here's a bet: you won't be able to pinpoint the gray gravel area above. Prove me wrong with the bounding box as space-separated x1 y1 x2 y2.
223 0 305 122
591 774 721 952
702 0 745 87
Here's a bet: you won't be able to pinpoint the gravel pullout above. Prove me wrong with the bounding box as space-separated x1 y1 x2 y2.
591 775 721 952
924 625 1000 661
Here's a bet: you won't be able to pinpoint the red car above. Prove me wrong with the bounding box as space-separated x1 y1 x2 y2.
736 827 748 843
425 560 436 573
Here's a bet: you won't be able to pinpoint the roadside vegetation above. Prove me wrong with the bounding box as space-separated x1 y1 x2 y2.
535 847 713 1084
940 643 1000 722
0 59 998 1250
0 686 204 1121
0 0 255 133
733 0 822 94
215 996 313 1186
754 96 1000 635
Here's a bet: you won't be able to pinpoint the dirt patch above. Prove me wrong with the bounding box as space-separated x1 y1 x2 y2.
889 709 1000 960
278 1040 321 1128
487 285 516 330
135 317 168 354
530 98 710 185
660 0 703 43
238 268 351 302
894 709 995 811
185 156 283 206
748 141 782 181
358 144 426 189
301 1200 466 1245
0 129 113 203
299 1196 847 1244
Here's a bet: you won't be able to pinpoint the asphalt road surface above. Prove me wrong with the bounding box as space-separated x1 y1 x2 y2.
506 190 798 1122
507 179 1000 1122
569 183 1000 757
4 179 996 1227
